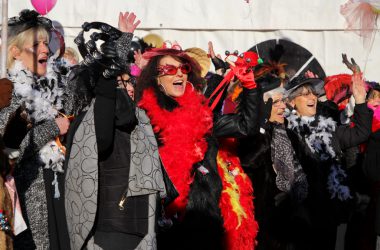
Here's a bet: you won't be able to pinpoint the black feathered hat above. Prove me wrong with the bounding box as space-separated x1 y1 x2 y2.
7 9 65 57
285 74 324 97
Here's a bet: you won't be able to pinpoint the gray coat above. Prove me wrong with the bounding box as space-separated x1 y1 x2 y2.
65 103 166 250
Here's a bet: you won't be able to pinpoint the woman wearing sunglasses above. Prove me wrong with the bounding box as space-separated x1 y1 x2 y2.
118 44 260 249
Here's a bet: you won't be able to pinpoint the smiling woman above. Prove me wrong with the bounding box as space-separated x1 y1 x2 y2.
156 56 190 97
132 45 261 250
284 73 373 250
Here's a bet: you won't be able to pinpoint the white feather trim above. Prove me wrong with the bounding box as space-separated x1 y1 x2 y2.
287 113 351 201
9 59 66 174
9 59 64 123
39 140 65 173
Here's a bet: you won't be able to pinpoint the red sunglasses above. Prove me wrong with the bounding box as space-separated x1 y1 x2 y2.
157 63 191 76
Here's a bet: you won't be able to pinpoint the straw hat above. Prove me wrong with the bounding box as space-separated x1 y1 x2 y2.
185 47 211 77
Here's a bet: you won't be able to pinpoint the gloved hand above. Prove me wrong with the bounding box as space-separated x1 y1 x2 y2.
0 78 13 109
211 56 228 73
230 64 256 89
260 98 273 133
100 41 125 78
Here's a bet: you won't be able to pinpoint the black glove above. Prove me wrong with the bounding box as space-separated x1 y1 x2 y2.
211 56 228 73
259 98 273 133
100 41 124 78
101 40 118 59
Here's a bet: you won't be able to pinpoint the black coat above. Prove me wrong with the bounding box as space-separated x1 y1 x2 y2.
362 130 380 235
239 124 312 250
286 103 373 250
92 78 151 249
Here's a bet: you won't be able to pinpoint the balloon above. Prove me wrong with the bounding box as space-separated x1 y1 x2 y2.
143 33 164 48
31 0 57 15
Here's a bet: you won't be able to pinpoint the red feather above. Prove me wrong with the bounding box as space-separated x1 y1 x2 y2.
324 74 352 104
217 138 258 250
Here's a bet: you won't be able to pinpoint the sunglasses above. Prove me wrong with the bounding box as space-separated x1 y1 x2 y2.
157 63 191 76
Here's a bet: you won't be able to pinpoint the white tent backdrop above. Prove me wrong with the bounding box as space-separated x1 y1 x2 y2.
2 0 380 81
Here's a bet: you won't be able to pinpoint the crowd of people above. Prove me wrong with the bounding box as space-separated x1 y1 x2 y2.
0 8 379 250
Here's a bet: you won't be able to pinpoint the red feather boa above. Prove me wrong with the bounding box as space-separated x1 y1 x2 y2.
217 138 258 250
138 84 213 215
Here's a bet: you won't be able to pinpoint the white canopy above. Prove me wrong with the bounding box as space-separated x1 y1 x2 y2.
3 0 380 81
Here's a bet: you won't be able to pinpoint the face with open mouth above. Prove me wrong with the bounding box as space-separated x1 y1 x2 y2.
17 36 50 77
157 55 189 98
269 93 286 124
290 86 318 117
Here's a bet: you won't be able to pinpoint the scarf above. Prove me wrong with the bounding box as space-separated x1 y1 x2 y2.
138 83 213 214
271 124 308 202
287 114 352 201
9 60 64 123
8 59 65 197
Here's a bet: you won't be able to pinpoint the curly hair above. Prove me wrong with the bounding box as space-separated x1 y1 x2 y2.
135 54 203 105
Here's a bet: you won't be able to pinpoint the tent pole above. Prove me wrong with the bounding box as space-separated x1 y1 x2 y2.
1 0 8 78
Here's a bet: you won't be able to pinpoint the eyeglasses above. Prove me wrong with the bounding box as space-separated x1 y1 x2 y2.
157 63 191 76
117 79 132 88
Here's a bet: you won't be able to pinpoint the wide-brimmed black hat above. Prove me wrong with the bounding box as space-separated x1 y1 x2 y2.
285 74 324 97
256 73 282 93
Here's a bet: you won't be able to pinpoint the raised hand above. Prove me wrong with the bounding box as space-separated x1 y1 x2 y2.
134 49 148 69
352 73 366 104
230 64 256 89
118 11 141 33
208 41 227 74
342 54 361 74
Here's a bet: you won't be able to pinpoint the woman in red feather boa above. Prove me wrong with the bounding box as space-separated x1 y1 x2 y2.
136 47 260 250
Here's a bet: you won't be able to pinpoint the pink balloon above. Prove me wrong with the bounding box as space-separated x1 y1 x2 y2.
31 0 57 15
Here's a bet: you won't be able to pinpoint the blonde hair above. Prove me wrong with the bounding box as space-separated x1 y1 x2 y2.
63 47 79 64
6 26 49 69
368 89 380 100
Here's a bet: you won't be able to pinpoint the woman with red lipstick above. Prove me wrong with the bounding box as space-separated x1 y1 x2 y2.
284 73 372 250
130 46 260 250
0 10 70 249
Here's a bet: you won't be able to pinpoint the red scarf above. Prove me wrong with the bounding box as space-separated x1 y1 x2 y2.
138 83 213 214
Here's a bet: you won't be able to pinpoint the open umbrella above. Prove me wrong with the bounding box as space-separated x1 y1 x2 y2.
248 39 326 81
